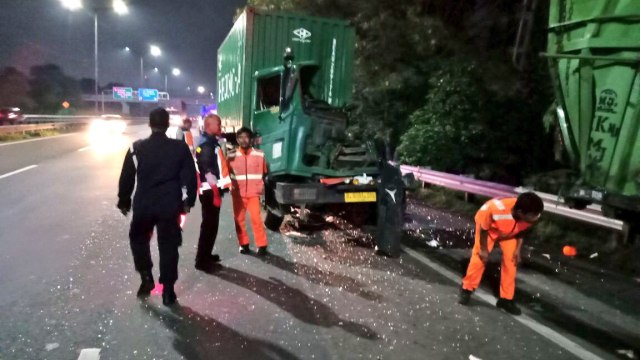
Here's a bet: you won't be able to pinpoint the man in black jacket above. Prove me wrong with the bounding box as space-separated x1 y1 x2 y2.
194 114 231 272
118 107 197 306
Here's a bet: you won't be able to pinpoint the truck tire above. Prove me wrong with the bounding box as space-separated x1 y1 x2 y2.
264 209 284 232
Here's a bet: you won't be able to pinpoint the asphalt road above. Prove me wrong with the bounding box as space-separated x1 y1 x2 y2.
0 125 632 360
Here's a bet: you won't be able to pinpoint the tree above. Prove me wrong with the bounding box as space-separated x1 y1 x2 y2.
28 64 82 114
79 78 96 94
0 67 33 110
397 63 488 173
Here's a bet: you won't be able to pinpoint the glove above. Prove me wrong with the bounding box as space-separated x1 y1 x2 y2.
212 186 222 208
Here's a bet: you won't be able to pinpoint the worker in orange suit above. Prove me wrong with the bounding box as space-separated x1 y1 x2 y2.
181 118 195 156
459 192 543 315
227 127 269 256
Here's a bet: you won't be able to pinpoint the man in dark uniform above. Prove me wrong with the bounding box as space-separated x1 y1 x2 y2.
194 114 231 272
117 107 197 306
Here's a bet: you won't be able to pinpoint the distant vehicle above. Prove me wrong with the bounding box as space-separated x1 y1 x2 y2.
89 114 126 135
166 107 184 128
0 107 25 125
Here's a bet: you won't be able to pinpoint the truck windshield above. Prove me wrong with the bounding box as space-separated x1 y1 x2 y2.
300 65 332 109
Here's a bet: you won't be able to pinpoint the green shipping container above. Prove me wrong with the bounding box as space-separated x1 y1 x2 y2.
217 7 378 179
546 0 640 218
217 7 356 130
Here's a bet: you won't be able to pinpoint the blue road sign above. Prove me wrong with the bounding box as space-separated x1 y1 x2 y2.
138 88 159 102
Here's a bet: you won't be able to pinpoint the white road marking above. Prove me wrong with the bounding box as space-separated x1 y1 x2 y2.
0 165 38 180
78 146 92 152
0 133 76 147
77 348 101 360
401 245 607 360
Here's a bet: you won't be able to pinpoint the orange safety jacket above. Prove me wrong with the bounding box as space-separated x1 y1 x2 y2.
227 147 267 198
184 130 195 155
475 198 532 241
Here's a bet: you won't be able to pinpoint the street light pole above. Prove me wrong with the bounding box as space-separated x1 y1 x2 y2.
140 57 144 87
94 13 99 113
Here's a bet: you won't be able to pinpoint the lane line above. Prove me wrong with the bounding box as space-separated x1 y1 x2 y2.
401 245 607 360
77 348 101 360
0 165 38 180
0 133 77 147
78 146 92 152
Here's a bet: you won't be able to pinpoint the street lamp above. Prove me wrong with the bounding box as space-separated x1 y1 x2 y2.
150 45 162 57
60 0 82 11
60 0 129 113
164 68 181 92
129 45 162 87
113 0 129 15
197 86 206 94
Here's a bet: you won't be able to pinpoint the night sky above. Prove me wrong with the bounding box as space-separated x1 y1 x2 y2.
0 0 247 95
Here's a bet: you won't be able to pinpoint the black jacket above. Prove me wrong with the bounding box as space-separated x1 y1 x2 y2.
195 132 222 185
118 132 197 216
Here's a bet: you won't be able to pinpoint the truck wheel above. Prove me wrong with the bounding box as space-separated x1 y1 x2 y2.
264 209 284 232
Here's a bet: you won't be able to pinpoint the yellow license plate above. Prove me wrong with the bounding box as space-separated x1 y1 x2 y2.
344 192 377 203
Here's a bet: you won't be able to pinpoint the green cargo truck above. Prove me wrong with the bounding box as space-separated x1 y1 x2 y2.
217 7 396 237
545 0 640 227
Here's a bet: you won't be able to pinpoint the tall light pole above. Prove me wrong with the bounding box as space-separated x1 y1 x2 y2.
142 45 162 87
165 67 181 93
60 0 129 113
125 45 161 87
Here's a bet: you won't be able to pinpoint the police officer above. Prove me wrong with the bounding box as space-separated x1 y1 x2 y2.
194 114 231 271
117 107 197 306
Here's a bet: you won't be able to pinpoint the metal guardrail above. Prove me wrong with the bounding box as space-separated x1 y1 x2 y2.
400 165 625 231
0 122 87 134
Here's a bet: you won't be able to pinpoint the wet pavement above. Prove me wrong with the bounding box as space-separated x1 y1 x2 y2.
0 127 636 359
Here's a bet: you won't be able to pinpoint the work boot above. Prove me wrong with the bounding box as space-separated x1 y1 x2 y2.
162 284 177 307
239 245 251 254
496 298 521 315
136 271 155 298
257 246 269 257
458 289 472 305
195 254 218 272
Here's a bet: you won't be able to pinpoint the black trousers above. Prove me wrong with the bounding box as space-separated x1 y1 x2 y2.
129 212 182 285
196 189 221 262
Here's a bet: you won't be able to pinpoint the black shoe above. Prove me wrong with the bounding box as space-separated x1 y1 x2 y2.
136 271 155 298
496 298 521 315
239 245 251 254
195 260 213 272
162 284 177 306
256 246 269 257
458 289 472 305
209 254 221 263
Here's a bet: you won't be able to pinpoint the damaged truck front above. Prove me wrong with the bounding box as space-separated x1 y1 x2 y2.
217 7 403 255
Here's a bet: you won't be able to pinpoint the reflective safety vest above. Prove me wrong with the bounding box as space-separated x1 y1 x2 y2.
184 131 195 155
227 147 267 198
475 198 532 241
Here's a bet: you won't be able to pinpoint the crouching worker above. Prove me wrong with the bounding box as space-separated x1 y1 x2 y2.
459 192 543 315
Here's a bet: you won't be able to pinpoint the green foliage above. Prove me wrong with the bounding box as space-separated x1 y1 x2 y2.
0 67 34 110
28 64 82 114
397 63 487 173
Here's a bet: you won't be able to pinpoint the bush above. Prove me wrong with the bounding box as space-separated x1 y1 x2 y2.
397 63 487 173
